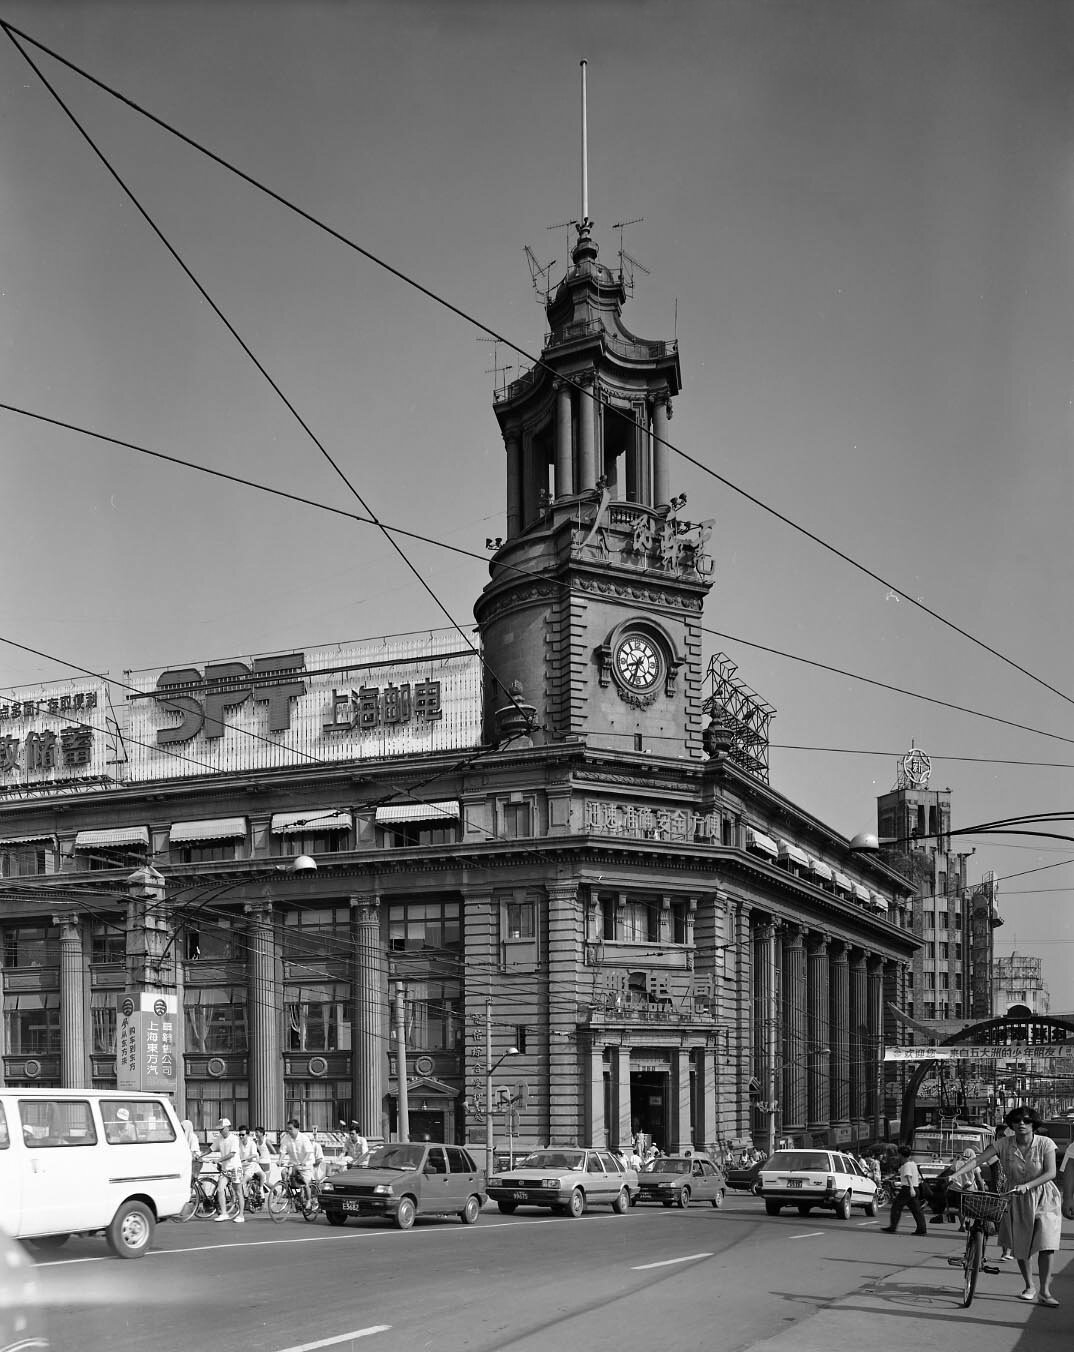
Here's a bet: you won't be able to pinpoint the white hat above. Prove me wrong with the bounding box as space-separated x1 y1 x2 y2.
218 1117 231 1128
116 1108 130 1122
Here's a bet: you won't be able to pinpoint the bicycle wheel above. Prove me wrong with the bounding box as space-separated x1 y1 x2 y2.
267 1182 293 1222
223 1177 242 1219
195 1184 218 1221
962 1225 984 1307
177 1183 199 1223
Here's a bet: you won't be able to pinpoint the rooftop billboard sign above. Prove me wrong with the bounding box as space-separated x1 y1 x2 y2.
0 678 118 795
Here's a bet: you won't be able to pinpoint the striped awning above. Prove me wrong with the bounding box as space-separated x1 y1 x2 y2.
745 828 779 858
808 857 833 882
271 811 352 835
872 892 889 912
74 826 149 849
0 833 54 846
169 817 247 844
375 800 460 825
778 840 809 868
832 871 852 893
852 883 872 904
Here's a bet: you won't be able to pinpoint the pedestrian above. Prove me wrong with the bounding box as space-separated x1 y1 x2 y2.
181 1119 202 1179
213 1117 245 1223
883 1145 928 1236
949 1105 1061 1306
1060 1139 1074 1220
944 1148 982 1228
344 1121 368 1165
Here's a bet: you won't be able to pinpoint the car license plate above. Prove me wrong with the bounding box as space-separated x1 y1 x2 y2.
342 1199 364 1212
513 1191 528 1201
788 1179 803 1188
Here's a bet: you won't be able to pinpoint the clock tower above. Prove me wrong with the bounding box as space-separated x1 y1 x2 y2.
475 214 714 756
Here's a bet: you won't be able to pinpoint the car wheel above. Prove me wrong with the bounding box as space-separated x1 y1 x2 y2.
712 1190 724 1209
797 1204 813 1217
612 1188 629 1215
496 1201 517 1215
764 1200 781 1217
325 1211 347 1227
461 1195 482 1225
567 1188 585 1219
394 1196 417 1231
751 1182 762 1196
28 1234 70 1250
836 1191 852 1221
865 1198 878 1218
677 1186 692 1210
106 1201 155 1259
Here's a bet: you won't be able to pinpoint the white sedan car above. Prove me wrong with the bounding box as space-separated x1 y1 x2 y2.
758 1148 879 1220
488 1147 636 1218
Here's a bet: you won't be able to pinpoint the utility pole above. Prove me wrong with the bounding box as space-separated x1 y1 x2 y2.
485 996 494 1180
395 983 409 1142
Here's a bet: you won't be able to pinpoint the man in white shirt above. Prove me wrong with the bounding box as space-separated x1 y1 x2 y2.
236 1125 264 1205
214 1118 245 1223
883 1144 928 1236
345 1121 368 1165
279 1118 317 1208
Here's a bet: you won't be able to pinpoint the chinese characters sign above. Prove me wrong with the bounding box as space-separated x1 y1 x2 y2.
125 635 481 780
584 799 719 842
116 993 179 1093
0 680 113 791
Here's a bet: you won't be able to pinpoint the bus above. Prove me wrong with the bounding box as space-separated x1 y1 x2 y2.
911 1117 996 1183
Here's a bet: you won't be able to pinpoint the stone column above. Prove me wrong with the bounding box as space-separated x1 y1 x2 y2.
807 933 830 1132
612 1045 632 1150
669 1049 693 1153
730 901 753 1141
867 957 884 1137
781 927 807 1134
694 1046 717 1154
577 377 597 489
651 394 671 507
554 381 573 497
583 1040 606 1147
350 895 385 1139
547 881 584 1144
505 433 522 539
246 898 282 1130
849 950 868 1142
54 912 87 1088
754 921 780 1151
829 943 851 1130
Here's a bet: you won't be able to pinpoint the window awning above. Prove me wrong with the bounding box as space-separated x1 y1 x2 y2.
872 892 889 912
808 857 833 882
832 871 852 893
0 833 54 847
74 826 149 849
169 817 247 844
852 883 872 904
375 800 460 825
271 811 352 835
745 828 778 858
3 991 60 1010
778 840 809 868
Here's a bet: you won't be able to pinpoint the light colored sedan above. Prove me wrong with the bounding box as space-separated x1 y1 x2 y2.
488 1147 635 1218
758 1148 878 1220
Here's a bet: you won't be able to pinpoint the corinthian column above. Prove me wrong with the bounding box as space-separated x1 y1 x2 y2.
781 927 807 1133
351 895 385 1139
829 943 851 1129
807 933 830 1131
246 899 281 1129
54 912 87 1087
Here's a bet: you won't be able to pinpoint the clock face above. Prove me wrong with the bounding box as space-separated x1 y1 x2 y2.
614 634 663 692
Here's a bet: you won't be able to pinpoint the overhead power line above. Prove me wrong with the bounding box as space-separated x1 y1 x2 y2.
2 20 1071 714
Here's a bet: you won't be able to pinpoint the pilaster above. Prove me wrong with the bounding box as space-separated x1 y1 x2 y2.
350 894 385 1139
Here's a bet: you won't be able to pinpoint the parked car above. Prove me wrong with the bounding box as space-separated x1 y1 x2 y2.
758 1148 879 1220
488 1147 635 1218
725 1159 764 1194
318 1142 485 1230
636 1154 726 1209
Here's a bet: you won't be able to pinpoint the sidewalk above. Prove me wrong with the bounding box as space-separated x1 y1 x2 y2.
753 1224 1074 1352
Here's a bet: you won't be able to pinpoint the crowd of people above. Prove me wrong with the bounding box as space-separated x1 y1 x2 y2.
181 1117 370 1222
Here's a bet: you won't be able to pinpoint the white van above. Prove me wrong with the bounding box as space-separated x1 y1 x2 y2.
0 1088 191 1258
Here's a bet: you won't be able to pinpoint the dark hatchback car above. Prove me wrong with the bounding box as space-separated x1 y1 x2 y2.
636 1154 726 1209
318 1142 486 1230
725 1159 764 1194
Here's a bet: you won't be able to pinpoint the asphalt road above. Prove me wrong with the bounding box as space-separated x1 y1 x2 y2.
26 1195 1074 1352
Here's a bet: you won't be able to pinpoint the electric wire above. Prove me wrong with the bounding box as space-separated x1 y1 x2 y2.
2 19 1070 712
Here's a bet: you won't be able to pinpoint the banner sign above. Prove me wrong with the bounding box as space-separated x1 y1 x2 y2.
0 678 116 794
886 1043 1074 1064
116 993 179 1093
124 634 482 779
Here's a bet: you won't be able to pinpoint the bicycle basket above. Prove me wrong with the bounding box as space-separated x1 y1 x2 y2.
960 1191 1009 1224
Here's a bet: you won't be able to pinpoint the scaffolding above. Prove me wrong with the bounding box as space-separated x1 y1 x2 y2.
701 653 776 783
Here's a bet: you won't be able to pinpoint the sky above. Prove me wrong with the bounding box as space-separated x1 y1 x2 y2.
1 1 1072 1006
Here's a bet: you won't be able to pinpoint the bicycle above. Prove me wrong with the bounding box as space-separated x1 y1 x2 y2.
268 1165 321 1223
945 1190 1013 1307
177 1168 241 1222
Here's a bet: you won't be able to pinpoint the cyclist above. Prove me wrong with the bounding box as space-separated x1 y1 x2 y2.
213 1117 245 1224
237 1125 264 1206
279 1118 317 1210
252 1126 277 1184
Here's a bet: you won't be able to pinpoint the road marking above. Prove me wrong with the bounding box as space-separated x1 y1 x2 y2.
274 1328 391 1352
789 1231 825 1239
631 1252 713 1270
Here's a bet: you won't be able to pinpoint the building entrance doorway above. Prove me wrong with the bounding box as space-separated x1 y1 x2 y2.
408 1108 446 1142
630 1071 668 1150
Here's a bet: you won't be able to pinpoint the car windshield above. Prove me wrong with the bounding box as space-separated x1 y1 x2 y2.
765 1150 831 1171
518 1149 585 1171
646 1159 691 1175
367 1144 425 1170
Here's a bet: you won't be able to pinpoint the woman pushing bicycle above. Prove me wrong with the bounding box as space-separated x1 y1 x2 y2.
949 1105 1061 1308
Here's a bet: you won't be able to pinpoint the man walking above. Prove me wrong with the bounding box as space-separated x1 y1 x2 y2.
214 1117 245 1223
884 1144 928 1236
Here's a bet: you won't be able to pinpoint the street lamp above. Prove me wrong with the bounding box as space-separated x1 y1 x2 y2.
485 1046 519 1180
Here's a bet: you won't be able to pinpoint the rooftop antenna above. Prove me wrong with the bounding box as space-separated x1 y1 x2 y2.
523 244 555 303
619 246 650 297
580 59 590 226
476 337 513 393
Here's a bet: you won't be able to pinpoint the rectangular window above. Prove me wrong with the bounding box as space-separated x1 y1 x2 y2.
101 1099 176 1144
173 841 239 865
619 902 656 943
0 845 50 877
19 1098 96 1147
906 1001 914 1019
955 942 963 961
906 971 914 989
283 1080 350 1134
924 1002 936 1019
90 921 125 965
500 801 533 839
405 980 462 1051
955 972 963 990
271 831 349 858
940 972 949 989
387 900 461 952
282 907 351 963
91 994 117 1054
184 988 248 1054
939 943 949 959
954 1003 963 1018
938 872 947 895
3 924 58 969
186 1078 250 1138
500 898 538 970
926 971 936 990
379 822 458 848
939 912 949 929
514 1025 528 1055
4 1006 60 1055
186 919 235 963
78 845 148 872
926 941 936 958
286 986 351 1052
505 902 535 941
